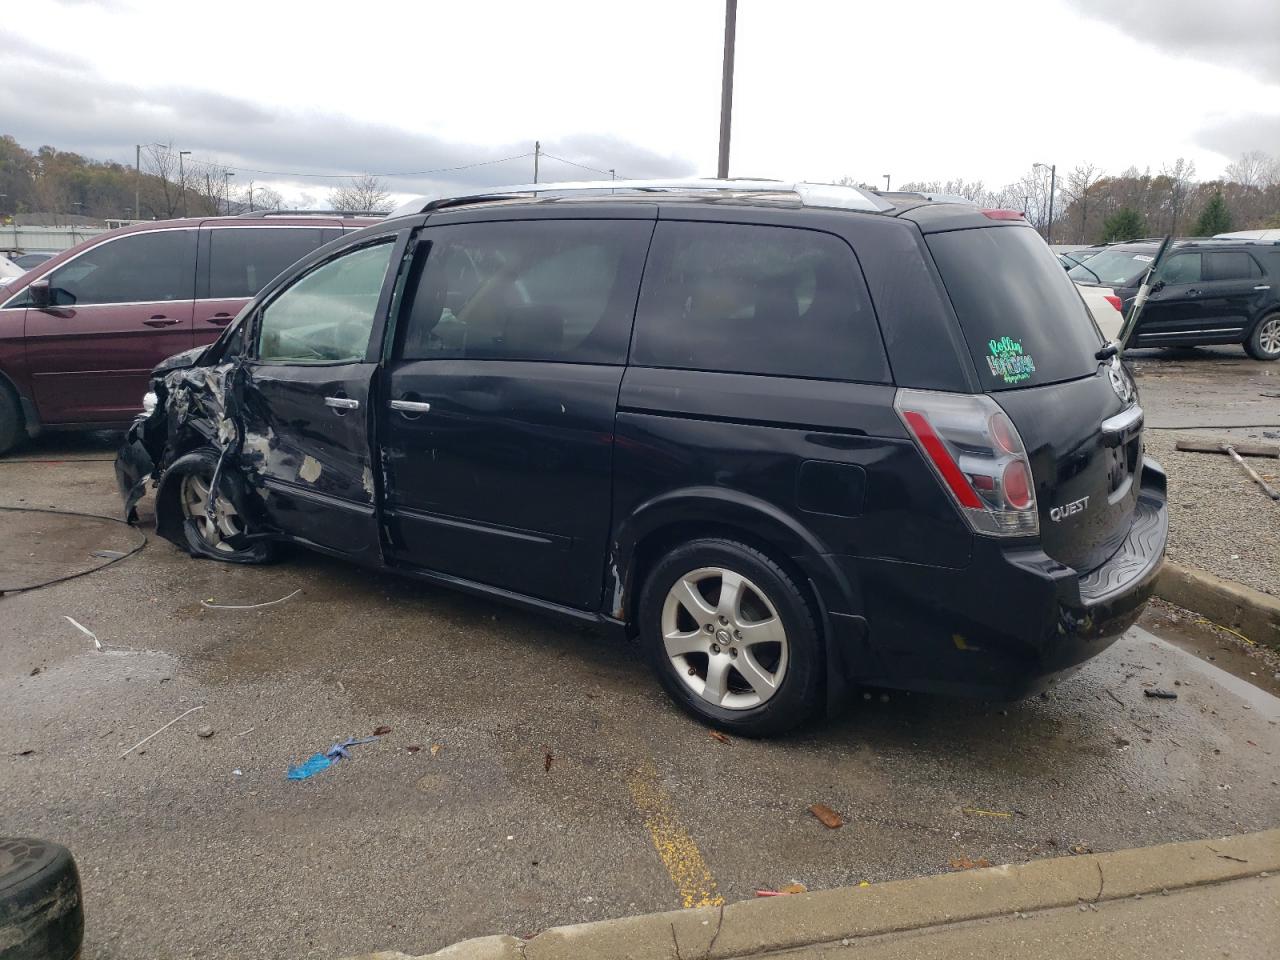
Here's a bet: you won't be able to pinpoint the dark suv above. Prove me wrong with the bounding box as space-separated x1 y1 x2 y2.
116 180 1168 735
1069 238 1280 359
0 213 374 453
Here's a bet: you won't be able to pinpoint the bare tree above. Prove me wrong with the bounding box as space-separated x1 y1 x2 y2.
1158 157 1196 235
328 174 392 213
142 143 181 218
1224 150 1279 189
1061 163 1105 243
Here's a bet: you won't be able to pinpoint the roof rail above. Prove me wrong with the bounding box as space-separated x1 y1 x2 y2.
232 209 385 219
388 178 896 219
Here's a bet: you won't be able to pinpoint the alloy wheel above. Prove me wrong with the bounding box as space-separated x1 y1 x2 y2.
1259 316 1280 357
660 566 789 710
180 473 244 554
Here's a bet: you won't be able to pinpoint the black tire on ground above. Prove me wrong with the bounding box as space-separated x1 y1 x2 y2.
162 447 274 564
638 537 824 737
1244 313 1280 361
0 838 84 960
0 383 23 456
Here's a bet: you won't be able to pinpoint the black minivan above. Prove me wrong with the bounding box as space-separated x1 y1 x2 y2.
117 180 1168 735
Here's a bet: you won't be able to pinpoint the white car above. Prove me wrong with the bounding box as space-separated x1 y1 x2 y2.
0 255 24 286
1215 229 1280 242
1075 281 1125 340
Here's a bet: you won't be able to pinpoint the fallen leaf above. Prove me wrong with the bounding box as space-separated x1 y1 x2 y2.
779 882 808 895
1070 844 1092 855
808 803 843 829
544 751 553 772
373 725 393 736
709 730 731 745
430 744 442 756
15 749 35 756
949 856 992 871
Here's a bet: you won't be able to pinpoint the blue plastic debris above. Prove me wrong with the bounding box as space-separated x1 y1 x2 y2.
286 736 382 780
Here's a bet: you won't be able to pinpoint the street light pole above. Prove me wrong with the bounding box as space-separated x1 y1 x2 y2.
179 150 192 217
1034 161 1056 244
225 171 234 215
533 141 540 185
883 174 891 192
716 0 737 179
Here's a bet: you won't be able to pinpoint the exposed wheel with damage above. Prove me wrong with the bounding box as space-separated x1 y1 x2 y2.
0 838 84 960
0 382 24 456
1245 313 1280 361
164 447 274 563
639 538 823 737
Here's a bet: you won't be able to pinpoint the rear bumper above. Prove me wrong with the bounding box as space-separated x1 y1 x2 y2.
834 457 1169 699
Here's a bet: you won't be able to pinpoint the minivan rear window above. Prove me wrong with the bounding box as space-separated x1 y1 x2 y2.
927 226 1102 390
1066 248 1155 287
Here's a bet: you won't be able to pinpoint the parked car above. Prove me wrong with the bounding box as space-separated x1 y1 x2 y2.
1057 246 1102 271
0 254 23 286
117 179 1167 736
12 251 55 270
1069 238 1280 359
0 213 374 453
1215 229 1280 242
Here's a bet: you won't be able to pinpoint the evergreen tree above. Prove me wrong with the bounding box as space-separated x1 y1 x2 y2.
1193 192 1233 236
1101 207 1146 243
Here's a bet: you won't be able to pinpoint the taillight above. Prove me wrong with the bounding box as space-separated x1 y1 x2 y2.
1104 295 1123 312
895 389 1039 537
981 209 1025 220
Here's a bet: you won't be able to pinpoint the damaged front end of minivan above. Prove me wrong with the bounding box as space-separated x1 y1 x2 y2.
114 346 268 561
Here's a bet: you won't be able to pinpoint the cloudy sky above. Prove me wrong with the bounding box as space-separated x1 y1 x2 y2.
3 0 1278 205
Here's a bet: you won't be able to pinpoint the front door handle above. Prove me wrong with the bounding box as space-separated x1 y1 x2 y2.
205 313 235 325
389 399 432 415
1186 288 1201 297
324 396 360 411
143 315 181 327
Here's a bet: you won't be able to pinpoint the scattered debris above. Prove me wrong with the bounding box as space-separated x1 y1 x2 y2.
14 749 35 757
1105 689 1125 707
1144 689 1178 700
119 705 205 759
1175 438 1279 458
372 725 393 736
406 744 422 754
962 807 1012 819
29 666 41 676
708 730 731 745
64 615 102 651
755 883 808 897
430 744 442 756
196 725 215 739
286 735 380 780
1215 853 1249 863
200 588 301 611
949 857 992 871
808 803 843 829
232 769 242 776
92 549 128 560
234 727 255 738
1070 844 1093 855
544 750 554 772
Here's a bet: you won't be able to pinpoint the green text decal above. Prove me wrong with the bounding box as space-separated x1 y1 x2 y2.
986 336 1036 385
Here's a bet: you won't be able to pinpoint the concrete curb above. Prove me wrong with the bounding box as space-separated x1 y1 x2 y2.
1156 561 1280 651
350 829 1280 960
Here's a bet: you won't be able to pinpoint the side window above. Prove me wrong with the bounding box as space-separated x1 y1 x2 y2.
631 221 889 383
397 219 650 364
1206 250 1262 281
257 241 394 363
46 230 195 306
207 228 324 299
1160 253 1202 285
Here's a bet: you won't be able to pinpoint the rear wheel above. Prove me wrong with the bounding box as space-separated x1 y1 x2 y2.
0 838 83 960
165 448 273 563
639 538 822 736
1245 313 1280 361
0 383 23 456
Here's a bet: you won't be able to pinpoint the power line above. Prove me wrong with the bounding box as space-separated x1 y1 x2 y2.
139 144 536 180
537 152 620 178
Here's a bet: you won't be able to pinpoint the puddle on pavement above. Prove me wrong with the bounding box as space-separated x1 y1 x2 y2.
0 508 141 591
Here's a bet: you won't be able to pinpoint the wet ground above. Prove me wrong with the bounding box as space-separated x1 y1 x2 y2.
2 353 1279 960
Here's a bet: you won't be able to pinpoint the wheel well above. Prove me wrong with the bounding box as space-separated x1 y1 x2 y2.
626 521 824 641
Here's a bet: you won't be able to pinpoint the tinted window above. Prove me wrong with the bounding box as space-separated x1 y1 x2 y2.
398 219 649 363
46 230 195 306
207 228 325 299
1161 253 1201 284
1067 247 1154 286
927 226 1100 390
258 241 393 363
1206 250 1262 281
632 221 888 382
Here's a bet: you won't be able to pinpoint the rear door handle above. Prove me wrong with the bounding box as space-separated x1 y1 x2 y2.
205 313 235 325
143 315 181 327
324 396 360 410
1186 288 1201 297
389 399 432 414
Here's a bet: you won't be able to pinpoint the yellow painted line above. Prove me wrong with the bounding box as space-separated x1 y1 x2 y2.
628 759 725 909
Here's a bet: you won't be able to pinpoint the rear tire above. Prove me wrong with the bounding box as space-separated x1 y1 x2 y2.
0 838 84 960
164 447 274 564
0 383 24 456
1245 313 1280 361
638 538 823 737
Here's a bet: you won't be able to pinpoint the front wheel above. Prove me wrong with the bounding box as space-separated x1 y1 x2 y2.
164 448 274 564
639 538 823 737
1245 313 1280 361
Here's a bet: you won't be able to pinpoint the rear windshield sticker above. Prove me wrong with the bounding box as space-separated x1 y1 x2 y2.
1132 254 1154 262
987 336 1036 385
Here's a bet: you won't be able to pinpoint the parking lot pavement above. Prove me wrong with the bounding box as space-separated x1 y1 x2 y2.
1125 346 1280 430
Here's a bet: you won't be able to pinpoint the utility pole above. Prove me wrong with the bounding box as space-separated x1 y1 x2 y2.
609 168 616 181
716 0 737 180
1034 161 1056 244
179 150 191 217
533 141 540 184
883 174 891 192
135 144 141 222
224 171 234 215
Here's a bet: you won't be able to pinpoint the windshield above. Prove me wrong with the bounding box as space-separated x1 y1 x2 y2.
1068 248 1154 287
928 225 1102 391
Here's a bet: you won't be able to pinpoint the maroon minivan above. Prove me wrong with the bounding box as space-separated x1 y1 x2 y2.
0 214 373 453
